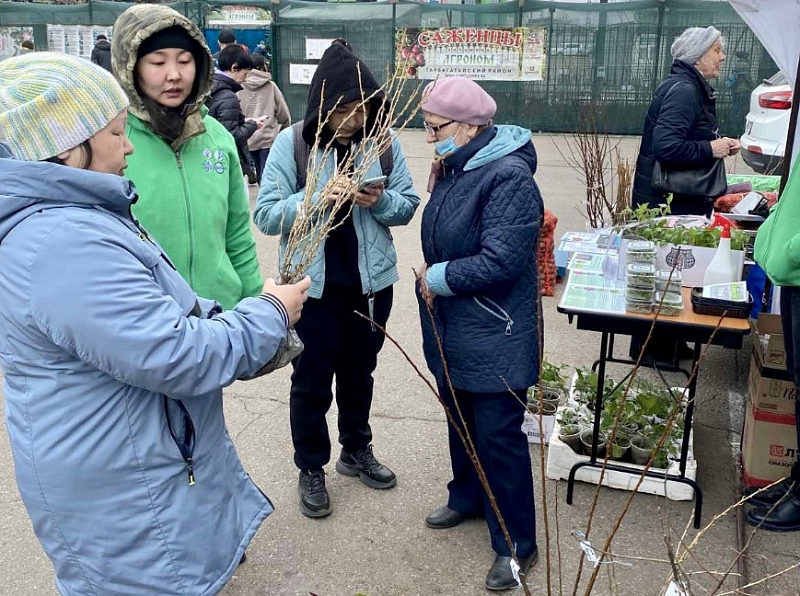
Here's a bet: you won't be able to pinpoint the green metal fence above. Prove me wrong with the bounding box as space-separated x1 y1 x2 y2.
267 0 777 136
0 0 777 136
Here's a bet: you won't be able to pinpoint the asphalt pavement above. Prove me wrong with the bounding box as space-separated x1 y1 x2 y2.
1 131 797 596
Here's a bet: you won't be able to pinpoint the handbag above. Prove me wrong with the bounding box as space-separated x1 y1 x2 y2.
652 157 727 198
650 81 728 198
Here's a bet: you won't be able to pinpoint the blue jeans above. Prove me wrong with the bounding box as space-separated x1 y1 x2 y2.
779 286 800 480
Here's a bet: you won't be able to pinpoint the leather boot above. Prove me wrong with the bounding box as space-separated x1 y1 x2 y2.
744 478 796 508
486 549 539 591
425 506 466 529
746 489 800 532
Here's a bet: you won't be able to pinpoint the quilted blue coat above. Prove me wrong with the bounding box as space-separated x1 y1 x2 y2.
419 125 543 393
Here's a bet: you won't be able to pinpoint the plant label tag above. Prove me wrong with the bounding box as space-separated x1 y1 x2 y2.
579 540 600 567
664 581 688 596
510 558 521 586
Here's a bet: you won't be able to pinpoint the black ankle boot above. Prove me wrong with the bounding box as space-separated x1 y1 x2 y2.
485 549 539 591
298 468 331 518
744 478 796 508
336 445 397 489
425 506 466 529
746 488 800 532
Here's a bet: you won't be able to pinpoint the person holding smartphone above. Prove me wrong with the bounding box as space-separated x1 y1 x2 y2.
254 39 420 519
238 53 291 184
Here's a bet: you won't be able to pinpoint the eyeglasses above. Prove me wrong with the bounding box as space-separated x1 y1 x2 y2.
423 120 455 135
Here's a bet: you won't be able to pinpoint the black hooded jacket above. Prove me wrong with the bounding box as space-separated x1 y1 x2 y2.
304 41 386 288
206 73 258 169
91 40 113 73
632 60 721 215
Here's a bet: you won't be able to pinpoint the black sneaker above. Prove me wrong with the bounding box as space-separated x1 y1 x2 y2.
298 468 331 518
336 445 397 489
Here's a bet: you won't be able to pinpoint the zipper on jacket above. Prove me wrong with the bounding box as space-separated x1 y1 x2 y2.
473 297 514 336
128 208 180 271
353 145 377 331
175 150 195 287
356 210 376 331
163 395 197 486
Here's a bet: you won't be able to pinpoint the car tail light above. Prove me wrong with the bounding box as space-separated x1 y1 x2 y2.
758 91 792 110
749 145 763 154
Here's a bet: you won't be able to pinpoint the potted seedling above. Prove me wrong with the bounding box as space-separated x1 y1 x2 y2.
557 407 584 454
580 428 606 457
631 434 655 465
609 432 631 461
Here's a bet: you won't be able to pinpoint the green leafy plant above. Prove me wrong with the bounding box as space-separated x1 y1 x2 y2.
541 359 568 392
621 197 749 251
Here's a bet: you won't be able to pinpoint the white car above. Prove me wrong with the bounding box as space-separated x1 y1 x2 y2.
740 72 792 174
554 43 585 57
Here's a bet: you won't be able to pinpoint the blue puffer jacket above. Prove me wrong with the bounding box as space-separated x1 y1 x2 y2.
419 125 543 393
0 146 285 596
253 126 420 299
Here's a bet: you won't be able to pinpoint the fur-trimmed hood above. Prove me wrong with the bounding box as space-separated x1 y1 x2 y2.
111 4 214 144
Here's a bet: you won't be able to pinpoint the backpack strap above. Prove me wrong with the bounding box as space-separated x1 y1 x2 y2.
292 120 394 190
379 142 394 185
291 121 310 190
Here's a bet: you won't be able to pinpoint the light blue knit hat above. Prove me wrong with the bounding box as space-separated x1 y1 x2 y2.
0 52 129 161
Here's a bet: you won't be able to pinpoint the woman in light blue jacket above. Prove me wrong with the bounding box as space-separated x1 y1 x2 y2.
253 40 419 519
0 53 310 596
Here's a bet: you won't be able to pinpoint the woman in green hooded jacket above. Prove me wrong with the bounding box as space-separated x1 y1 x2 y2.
112 5 263 309
752 153 800 532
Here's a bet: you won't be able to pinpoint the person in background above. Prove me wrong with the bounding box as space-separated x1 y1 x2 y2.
630 26 739 364
751 155 800 532
0 51 311 596
112 4 264 309
207 44 262 184
213 27 236 65
254 40 420 520
238 53 291 184
417 77 541 591
254 41 271 60
18 40 34 54
632 26 739 216
91 34 112 72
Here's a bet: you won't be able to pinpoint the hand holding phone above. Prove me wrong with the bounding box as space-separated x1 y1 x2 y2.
359 175 387 191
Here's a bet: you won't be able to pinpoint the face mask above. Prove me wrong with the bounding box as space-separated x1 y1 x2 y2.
434 135 460 157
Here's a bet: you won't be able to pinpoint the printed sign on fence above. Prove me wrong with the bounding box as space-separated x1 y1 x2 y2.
396 27 546 81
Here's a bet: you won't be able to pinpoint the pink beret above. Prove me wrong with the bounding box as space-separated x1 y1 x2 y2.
420 77 497 126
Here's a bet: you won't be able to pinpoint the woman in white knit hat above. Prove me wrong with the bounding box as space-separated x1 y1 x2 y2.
629 26 741 365
632 25 740 217
0 52 310 596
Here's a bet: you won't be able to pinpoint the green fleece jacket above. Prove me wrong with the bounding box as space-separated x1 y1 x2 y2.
755 155 800 287
125 111 263 308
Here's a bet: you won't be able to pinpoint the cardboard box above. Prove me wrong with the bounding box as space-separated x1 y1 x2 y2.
749 347 796 417
741 404 797 488
654 244 745 288
522 411 555 445
750 313 788 371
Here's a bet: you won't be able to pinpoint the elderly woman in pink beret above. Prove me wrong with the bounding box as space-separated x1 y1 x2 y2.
416 77 544 591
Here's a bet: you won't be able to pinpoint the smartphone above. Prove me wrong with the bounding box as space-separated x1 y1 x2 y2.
359 175 387 190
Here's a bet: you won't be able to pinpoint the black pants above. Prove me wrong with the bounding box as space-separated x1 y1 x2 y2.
441 385 537 558
779 286 800 480
250 148 270 185
290 285 393 470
